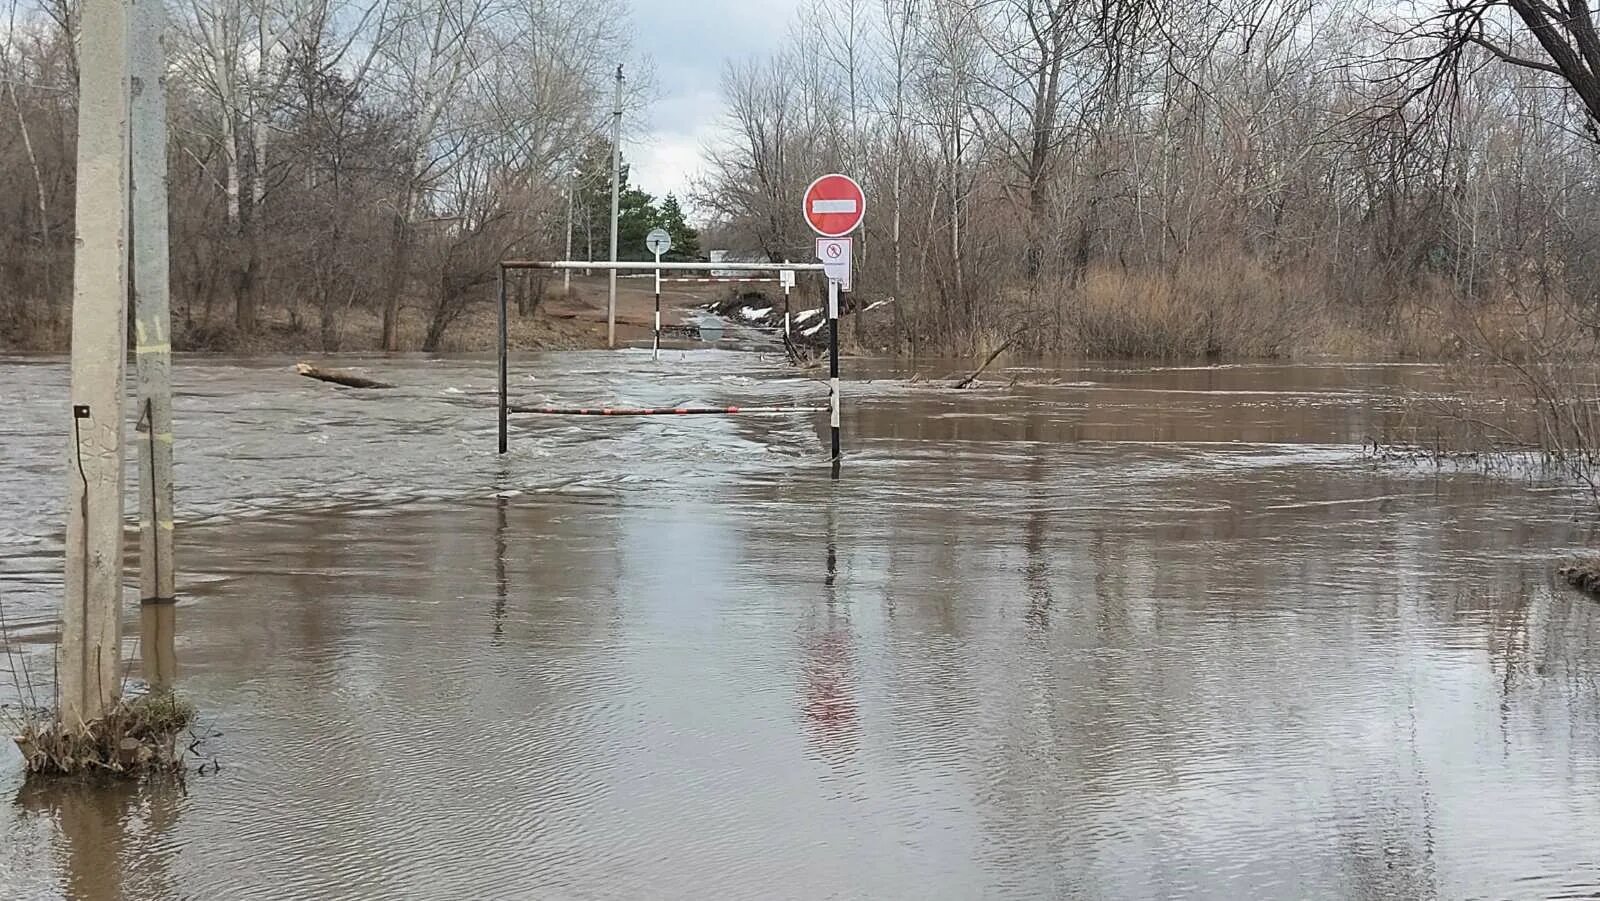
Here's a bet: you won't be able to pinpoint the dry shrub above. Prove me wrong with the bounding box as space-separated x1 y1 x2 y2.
1371 282 1600 509
11 692 197 778
1068 260 1318 360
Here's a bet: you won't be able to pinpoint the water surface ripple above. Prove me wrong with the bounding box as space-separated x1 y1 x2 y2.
2 353 1599 899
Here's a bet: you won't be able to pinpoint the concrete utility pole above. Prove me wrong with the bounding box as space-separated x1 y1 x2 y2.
564 167 575 294
131 0 176 688
63 0 132 726
608 63 623 348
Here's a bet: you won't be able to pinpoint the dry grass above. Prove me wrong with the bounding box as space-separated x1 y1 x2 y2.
11 691 198 778
1066 261 1317 360
0 293 610 355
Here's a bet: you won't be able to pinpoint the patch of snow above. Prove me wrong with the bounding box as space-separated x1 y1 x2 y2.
794 309 821 323
740 306 773 321
802 322 824 336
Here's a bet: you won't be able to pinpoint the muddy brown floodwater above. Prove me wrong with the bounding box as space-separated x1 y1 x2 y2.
3 351 1600 899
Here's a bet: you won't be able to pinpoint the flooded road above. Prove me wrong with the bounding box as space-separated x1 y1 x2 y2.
3 352 1600 898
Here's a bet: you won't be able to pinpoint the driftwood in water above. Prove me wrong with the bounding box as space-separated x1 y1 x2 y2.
1559 559 1600 595
952 332 1023 389
295 362 393 389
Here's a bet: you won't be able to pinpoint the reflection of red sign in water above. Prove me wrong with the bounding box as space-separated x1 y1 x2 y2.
803 174 866 237
802 629 859 758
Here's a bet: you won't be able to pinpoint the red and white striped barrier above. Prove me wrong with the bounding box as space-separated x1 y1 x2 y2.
510 404 828 417
663 277 778 283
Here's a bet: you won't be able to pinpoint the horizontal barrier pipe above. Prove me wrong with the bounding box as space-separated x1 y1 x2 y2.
509 404 829 417
501 260 828 272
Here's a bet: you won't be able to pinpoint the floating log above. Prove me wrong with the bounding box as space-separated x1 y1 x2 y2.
953 333 1022 389
1559 559 1600 595
295 362 393 389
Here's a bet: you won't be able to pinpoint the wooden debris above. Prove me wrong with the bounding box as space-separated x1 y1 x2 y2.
295 361 393 389
953 336 1017 389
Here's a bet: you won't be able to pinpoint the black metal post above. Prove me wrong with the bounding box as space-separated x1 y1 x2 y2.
497 265 508 454
828 277 840 479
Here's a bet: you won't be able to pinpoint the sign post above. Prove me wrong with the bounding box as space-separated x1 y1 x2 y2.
780 266 795 334
646 227 672 361
803 174 865 480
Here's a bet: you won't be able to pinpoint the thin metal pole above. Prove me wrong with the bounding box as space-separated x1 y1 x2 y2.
828 277 841 480
497 265 508 454
607 64 622 348
563 168 574 294
652 249 661 362
64 0 131 726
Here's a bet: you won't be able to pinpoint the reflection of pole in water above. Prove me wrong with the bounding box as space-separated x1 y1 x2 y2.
803 498 857 758
825 500 837 590
493 493 508 637
138 601 177 690
1023 449 1052 634
17 778 181 900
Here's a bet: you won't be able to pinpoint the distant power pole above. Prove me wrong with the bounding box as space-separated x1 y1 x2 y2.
564 166 575 294
608 63 623 348
63 0 133 726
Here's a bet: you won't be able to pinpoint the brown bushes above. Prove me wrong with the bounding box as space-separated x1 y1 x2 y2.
12 692 197 778
1065 261 1318 360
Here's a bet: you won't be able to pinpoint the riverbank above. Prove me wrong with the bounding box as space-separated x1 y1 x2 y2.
2 268 1547 362
0 274 731 354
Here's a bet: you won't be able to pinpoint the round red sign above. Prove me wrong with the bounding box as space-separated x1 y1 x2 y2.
803 174 865 237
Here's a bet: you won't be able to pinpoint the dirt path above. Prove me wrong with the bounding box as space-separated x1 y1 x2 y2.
543 273 746 339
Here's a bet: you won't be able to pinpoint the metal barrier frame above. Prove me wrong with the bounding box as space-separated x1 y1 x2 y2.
497 260 843 477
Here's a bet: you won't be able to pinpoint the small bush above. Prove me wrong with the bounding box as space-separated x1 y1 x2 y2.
12 692 197 778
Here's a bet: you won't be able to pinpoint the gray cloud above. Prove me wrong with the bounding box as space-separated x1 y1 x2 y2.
628 0 802 204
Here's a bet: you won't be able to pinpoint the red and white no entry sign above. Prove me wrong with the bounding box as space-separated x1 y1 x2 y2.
803 174 865 237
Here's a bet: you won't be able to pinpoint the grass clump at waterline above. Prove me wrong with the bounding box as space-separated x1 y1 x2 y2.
11 691 198 778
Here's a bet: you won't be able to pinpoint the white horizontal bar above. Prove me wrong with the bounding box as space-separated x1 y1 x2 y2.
811 200 857 214
503 260 828 272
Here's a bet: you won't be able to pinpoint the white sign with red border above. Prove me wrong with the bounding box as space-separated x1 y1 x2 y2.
803 174 866 237
817 237 852 293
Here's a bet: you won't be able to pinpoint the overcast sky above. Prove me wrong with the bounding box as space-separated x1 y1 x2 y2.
627 0 805 208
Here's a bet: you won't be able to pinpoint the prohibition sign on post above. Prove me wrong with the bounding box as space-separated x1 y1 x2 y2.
803 174 866 237
816 237 853 292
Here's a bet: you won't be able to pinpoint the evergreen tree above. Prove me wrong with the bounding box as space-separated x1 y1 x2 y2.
657 194 701 261
569 142 702 262
617 186 659 261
